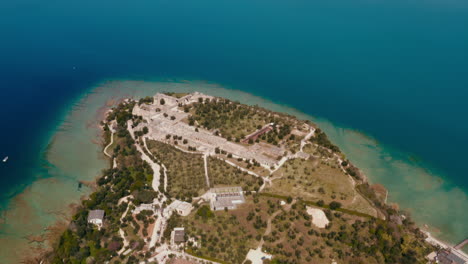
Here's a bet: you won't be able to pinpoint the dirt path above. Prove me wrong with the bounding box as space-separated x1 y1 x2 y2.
117 201 131 255
162 164 168 193
218 157 272 192
103 127 114 158
257 200 295 249
127 124 162 192
257 210 282 249
300 129 315 152
204 154 211 188
127 121 171 250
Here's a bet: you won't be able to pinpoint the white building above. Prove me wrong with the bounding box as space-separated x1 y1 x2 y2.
168 200 193 216
209 187 245 211
133 203 158 214
87 210 105 228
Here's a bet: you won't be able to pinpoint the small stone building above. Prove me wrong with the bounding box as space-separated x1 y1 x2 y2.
87 210 105 227
171 227 186 246
168 200 193 216
133 203 157 214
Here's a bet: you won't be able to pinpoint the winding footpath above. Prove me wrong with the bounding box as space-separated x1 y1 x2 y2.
142 137 169 193
103 125 118 168
104 124 130 254
127 121 173 252
117 203 131 255
103 126 114 158
127 122 162 192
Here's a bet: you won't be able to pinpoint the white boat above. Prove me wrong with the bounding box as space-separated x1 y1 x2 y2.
2 156 8 162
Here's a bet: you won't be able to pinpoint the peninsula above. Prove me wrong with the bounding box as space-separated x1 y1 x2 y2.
44 92 463 264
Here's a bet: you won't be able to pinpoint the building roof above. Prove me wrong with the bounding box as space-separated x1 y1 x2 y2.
133 203 156 213
242 125 273 143
213 197 237 209
174 228 185 243
210 186 243 194
426 252 437 261
87 210 105 221
169 200 193 212
210 186 245 210
447 252 467 264
437 249 468 264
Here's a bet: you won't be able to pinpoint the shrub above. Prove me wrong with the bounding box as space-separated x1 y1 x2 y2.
196 205 214 220
329 201 342 210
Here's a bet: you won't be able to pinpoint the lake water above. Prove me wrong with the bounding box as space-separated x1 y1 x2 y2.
1 0 467 261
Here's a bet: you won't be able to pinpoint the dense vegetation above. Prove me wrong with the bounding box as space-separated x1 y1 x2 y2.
51 101 158 264
309 128 341 153
260 198 432 264
186 98 305 145
138 96 154 105
162 92 189 98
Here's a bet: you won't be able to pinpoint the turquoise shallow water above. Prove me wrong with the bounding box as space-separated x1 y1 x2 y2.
1 0 468 261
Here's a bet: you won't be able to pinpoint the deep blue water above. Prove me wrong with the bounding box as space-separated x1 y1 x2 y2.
1 0 468 208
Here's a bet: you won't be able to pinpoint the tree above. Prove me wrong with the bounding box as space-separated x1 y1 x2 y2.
139 96 153 105
329 201 342 210
196 205 214 220
160 98 165 105
189 118 195 126
135 190 158 204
